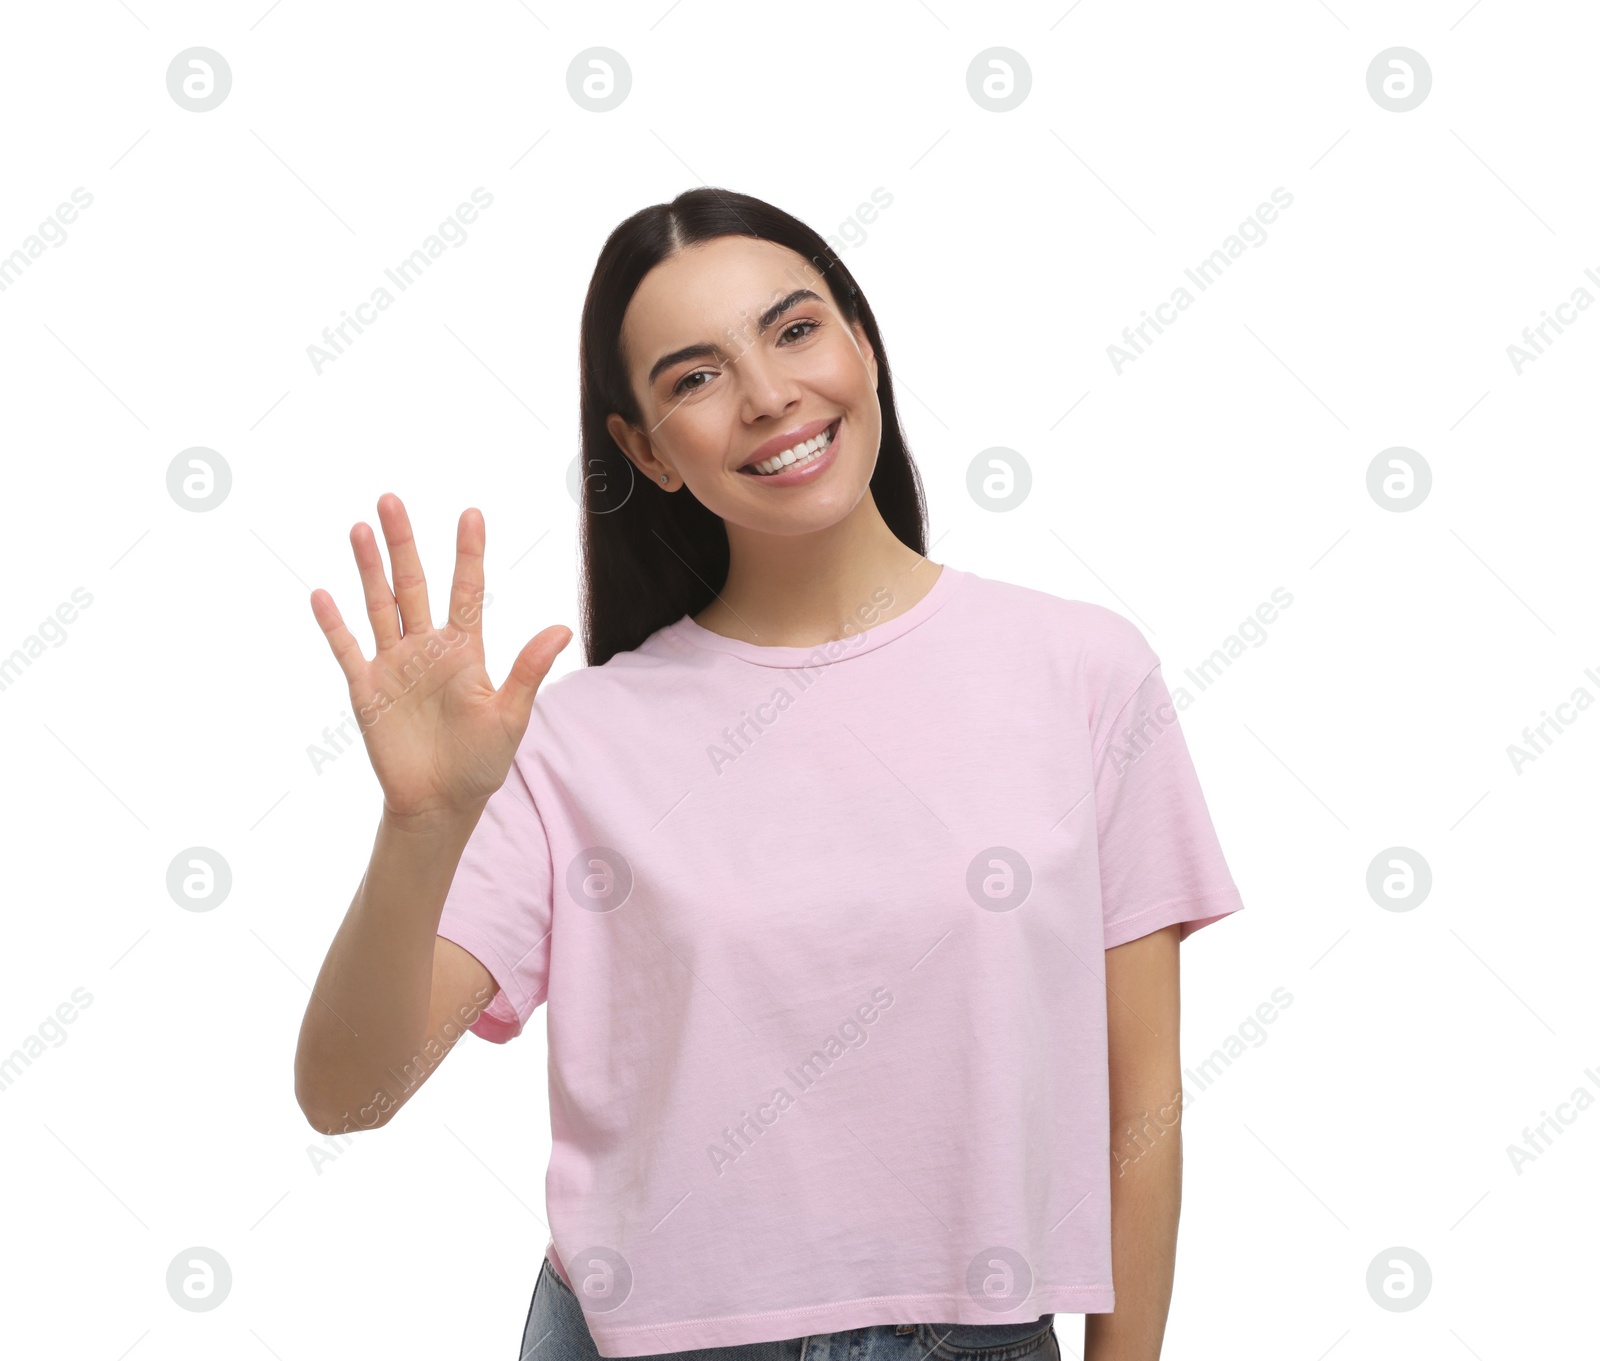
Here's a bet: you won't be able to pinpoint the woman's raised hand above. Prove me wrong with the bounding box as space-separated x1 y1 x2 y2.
309 494 572 830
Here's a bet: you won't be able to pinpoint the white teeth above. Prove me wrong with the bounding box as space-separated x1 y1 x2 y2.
747 424 835 476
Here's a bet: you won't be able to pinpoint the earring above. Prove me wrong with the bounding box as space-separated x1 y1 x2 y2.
660 474 669 485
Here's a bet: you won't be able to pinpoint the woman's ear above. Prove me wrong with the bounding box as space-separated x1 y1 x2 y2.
606 413 674 487
853 321 878 389
606 413 648 470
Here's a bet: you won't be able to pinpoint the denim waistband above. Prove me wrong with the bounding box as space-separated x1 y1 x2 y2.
531 1257 1057 1361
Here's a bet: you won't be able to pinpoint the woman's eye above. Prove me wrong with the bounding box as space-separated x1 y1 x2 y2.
671 321 819 396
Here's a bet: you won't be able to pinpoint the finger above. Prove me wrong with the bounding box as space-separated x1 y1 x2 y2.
309 587 367 687
376 493 433 639
496 625 574 733
351 519 400 653
447 507 487 638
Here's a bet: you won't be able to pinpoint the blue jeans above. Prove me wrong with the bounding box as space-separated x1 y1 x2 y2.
520 1256 1061 1361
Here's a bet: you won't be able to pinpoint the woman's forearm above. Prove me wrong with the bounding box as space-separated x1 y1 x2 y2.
1085 1102 1183 1361
294 807 484 1132
1091 926 1185 1360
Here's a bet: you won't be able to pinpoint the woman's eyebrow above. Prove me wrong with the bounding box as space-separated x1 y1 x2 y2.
646 287 824 387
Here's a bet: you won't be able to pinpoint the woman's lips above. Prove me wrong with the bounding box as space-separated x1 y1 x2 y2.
738 419 840 485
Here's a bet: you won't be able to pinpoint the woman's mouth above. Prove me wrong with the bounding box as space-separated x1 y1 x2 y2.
738 419 840 483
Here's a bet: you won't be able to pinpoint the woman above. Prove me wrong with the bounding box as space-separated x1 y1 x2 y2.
295 188 1244 1361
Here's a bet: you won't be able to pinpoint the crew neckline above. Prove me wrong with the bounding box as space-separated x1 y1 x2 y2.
663 562 967 668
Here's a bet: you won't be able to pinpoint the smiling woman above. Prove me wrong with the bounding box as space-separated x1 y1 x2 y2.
578 190 930 664
297 185 1245 1361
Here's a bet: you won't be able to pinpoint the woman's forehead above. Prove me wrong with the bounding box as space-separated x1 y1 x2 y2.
623 238 833 371
631 240 827 332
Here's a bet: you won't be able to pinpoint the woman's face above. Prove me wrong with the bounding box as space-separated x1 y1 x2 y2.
607 235 881 536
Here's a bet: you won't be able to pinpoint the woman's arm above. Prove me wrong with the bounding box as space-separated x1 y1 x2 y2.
294 808 495 1134
295 495 571 1132
1084 923 1183 1361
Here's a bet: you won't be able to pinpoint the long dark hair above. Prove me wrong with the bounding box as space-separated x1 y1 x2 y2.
576 187 928 668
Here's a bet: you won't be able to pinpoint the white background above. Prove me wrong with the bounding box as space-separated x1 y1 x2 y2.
0 1 1594 1357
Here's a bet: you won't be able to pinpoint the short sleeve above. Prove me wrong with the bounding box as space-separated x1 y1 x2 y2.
435 753 554 1043
1093 662 1244 949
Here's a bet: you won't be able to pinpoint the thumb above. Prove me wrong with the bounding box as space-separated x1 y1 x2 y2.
497 625 573 732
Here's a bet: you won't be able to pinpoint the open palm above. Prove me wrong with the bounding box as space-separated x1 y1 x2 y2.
309 494 571 829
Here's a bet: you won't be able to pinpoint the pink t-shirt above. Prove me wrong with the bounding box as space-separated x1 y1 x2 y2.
435 563 1243 1358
